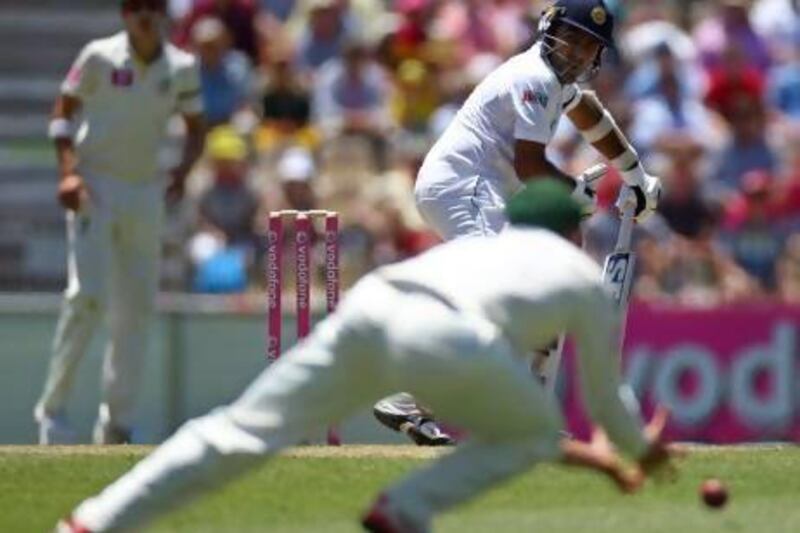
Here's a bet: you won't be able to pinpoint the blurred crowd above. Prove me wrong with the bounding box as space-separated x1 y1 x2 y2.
159 0 800 307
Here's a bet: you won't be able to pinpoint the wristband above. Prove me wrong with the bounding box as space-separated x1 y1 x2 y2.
48 118 74 140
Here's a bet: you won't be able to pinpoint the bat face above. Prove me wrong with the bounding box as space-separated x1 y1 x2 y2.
602 250 636 307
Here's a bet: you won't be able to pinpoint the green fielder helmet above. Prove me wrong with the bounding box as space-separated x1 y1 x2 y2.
505 178 583 235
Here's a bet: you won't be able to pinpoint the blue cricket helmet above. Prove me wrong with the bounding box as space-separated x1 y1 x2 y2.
540 0 615 49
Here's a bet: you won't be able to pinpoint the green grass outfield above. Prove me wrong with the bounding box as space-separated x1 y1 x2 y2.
1 444 798 532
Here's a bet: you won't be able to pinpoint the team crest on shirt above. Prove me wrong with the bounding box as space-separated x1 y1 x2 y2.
522 89 549 108
111 68 134 87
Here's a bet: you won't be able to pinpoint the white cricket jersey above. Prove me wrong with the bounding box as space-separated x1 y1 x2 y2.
377 227 648 457
416 43 578 200
61 31 202 182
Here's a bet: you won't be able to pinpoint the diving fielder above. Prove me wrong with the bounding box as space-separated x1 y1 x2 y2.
35 0 205 445
374 0 662 445
56 180 675 533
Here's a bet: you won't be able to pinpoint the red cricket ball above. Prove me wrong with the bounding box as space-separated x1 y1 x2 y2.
700 478 728 509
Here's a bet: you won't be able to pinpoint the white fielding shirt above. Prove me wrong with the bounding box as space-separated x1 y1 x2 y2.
378 227 648 458
61 31 202 182
416 43 578 200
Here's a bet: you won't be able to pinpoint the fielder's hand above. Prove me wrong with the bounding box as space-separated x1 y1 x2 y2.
58 173 87 212
560 432 643 494
637 405 683 482
571 163 607 218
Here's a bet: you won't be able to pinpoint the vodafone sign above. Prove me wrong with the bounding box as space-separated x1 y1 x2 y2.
560 302 800 443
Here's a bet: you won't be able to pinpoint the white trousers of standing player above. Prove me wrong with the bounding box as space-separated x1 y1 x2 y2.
373 176 509 420
34 174 163 431
72 276 563 532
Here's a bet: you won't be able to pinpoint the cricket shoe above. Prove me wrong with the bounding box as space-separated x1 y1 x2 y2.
92 421 132 445
373 410 454 447
361 494 428 533
38 413 77 445
54 517 92 533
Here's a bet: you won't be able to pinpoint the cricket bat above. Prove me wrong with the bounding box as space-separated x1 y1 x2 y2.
601 198 637 311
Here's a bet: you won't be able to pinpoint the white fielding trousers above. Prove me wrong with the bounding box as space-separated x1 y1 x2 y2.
74 276 563 532
35 175 163 430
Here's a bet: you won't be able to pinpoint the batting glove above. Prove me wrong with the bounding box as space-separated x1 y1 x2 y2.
571 163 607 218
629 173 662 222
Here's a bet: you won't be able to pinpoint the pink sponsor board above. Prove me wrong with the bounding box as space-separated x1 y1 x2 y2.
560 301 800 443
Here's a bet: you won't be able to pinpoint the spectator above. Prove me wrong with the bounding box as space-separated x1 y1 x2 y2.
197 127 259 248
767 46 800 120
621 14 703 101
634 232 759 306
750 0 800 61
693 0 771 73
169 0 193 20
260 0 297 21
312 39 393 165
276 146 318 210
188 231 250 293
432 0 502 62
390 0 433 63
294 0 353 74
175 0 268 64
704 42 766 117
657 141 720 239
712 92 777 193
191 17 254 128
720 170 787 290
256 52 317 152
391 58 440 133
189 127 258 294
629 44 720 156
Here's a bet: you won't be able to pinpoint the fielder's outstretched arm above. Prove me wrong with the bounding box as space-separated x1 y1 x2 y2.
559 437 642 493
569 288 649 459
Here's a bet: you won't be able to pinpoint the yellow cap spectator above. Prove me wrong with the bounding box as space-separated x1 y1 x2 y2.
206 126 247 162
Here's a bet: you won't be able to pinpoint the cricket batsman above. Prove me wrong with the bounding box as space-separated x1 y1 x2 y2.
373 0 662 445
56 180 676 533
34 0 205 444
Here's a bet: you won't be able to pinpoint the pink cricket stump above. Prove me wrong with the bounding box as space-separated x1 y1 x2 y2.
265 210 341 445
324 212 342 445
266 213 284 361
295 213 312 339
324 213 340 313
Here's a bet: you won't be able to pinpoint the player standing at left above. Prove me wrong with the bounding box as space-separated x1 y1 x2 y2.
34 0 205 445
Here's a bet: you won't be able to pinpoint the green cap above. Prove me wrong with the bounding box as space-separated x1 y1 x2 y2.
505 178 582 234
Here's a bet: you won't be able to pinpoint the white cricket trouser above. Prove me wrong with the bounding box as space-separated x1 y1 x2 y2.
415 178 508 241
375 178 509 421
35 174 163 429
73 276 563 532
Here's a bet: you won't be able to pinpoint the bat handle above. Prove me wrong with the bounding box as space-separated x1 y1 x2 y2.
615 198 636 252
